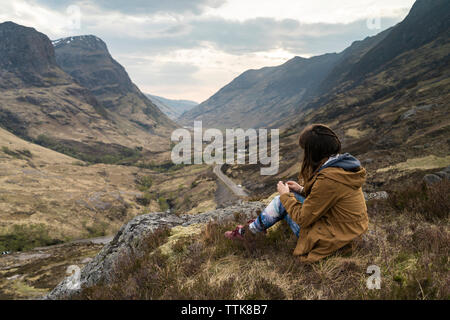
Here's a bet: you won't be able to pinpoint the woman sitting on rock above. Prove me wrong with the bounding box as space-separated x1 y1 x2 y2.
225 124 369 263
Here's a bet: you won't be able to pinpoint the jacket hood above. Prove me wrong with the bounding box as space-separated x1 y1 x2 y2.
319 153 361 172
318 153 366 189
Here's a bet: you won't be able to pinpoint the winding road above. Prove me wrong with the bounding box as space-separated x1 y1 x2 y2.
213 164 248 198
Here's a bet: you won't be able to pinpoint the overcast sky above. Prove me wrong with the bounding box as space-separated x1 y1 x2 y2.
0 0 415 102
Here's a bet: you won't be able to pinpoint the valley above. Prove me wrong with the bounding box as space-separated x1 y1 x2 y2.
0 0 449 301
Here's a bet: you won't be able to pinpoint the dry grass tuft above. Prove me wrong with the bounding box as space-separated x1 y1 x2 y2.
388 178 450 221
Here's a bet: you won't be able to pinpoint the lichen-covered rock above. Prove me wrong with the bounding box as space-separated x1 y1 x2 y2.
46 201 265 300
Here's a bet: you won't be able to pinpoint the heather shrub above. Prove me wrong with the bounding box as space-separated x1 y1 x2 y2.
388 179 449 221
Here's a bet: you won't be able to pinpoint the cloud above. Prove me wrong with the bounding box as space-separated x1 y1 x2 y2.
1 0 413 101
125 59 201 86
117 46 298 102
203 0 414 24
97 16 404 57
33 0 226 15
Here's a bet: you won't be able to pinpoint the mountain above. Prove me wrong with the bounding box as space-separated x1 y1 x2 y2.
181 0 449 131
346 0 450 82
316 27 392 94
296 0 450 124
53 35 174 131
180 53 341 129
0 22 174 164
180 28 391 129
146 94 198 120
0 22 116 156
0 21 63 87
145 95 178 120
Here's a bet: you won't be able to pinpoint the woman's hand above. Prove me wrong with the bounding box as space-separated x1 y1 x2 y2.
277 181 290 195
286 181 304 193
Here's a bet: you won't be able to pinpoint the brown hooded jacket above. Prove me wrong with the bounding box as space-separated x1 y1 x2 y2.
280 166 368 262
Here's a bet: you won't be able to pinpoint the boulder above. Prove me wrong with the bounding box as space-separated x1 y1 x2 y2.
423 174 442 185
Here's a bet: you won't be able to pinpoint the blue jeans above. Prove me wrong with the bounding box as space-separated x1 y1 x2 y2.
249 192 304 237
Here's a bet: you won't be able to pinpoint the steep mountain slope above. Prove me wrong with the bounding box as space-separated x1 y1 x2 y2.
317 27 392 94
180 53 341 129
309 0 449 105
294 0 450 133
346 0 450 82
0 21 62 87
53 36 175 132
145 94 178 120
146 94 198 120
0 22 116 156
181 0 449 131
180 25 393 129
0 22 174 163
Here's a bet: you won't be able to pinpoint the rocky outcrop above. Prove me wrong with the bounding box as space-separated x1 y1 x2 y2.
0 22 57 74
0 21 71 89
46 201 265 300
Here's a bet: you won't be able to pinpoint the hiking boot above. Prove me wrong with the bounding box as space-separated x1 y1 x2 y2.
224 224 246 240
224 219 264 241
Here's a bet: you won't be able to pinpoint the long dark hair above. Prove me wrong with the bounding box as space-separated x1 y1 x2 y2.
299 124 341 182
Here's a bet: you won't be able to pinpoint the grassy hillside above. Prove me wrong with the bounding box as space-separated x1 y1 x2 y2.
0 127 217 252
76 180 449 300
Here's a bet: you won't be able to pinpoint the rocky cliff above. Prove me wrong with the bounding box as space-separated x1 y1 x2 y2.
53 36 175 131
0 21 63 87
